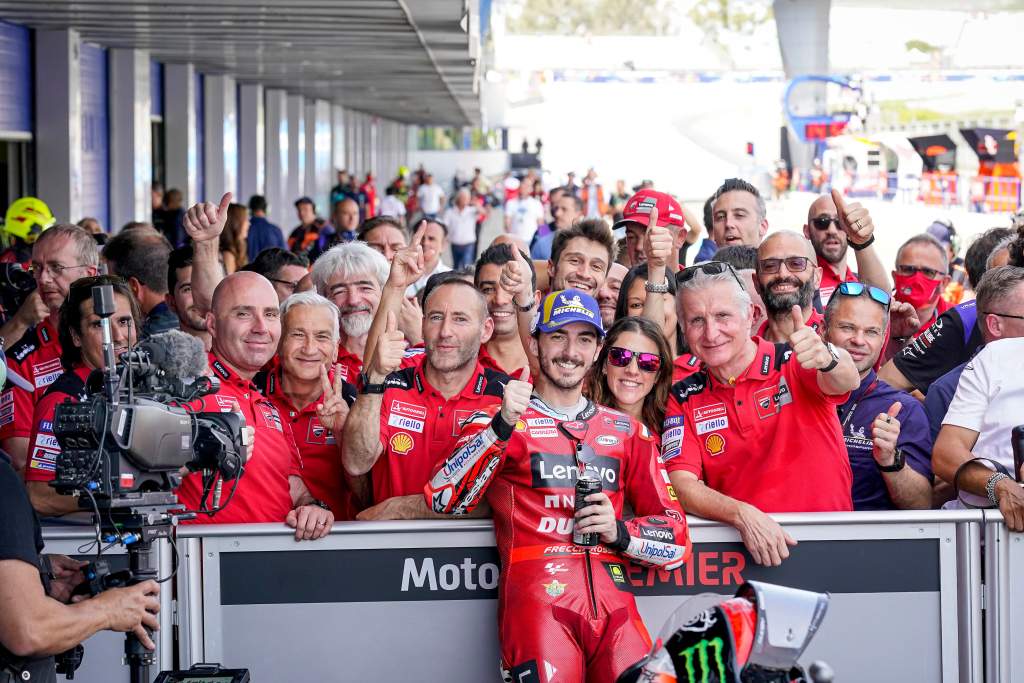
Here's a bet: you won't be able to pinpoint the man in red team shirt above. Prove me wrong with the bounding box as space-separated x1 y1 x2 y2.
426 288 689 683
254 291 360 520
1 225 98 473
342 274 507 519
179 195 334 539
665 262 859 567
25 275 140 515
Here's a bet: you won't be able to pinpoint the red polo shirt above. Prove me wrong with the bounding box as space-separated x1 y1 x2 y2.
817 256 858 307
255 367 358 520
372 361 508 503
24 366 92 482
755 308 825 341
661 337 853 513
334 342 422 386
478 343 526 377
912 297 952 338
1 320 62 441
673 353 701 382
174 354 297 524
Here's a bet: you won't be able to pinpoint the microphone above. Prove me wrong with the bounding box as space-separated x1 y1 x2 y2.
126 329 208 381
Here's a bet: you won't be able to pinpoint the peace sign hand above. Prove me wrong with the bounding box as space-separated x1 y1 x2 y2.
388 222 426 289
316 363 351 435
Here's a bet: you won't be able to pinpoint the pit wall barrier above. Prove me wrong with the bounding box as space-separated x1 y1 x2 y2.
44 510 999 682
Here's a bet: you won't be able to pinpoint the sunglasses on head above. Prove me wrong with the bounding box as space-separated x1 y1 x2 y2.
758 256 810 275
607 346 662 373
811 215 841 231
677 261 746 290
829 281 891 309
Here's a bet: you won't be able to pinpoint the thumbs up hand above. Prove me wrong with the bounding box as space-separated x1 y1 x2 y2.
787 305 831 371
500 367 533 426
183 192 233 243
368 311 407 381
871 402 902 467
831 188 874 246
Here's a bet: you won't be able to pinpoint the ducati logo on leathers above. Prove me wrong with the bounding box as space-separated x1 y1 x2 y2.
529 452 621 491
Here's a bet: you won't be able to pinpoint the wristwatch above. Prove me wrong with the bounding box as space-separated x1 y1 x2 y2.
877 447 906 473
644 279 670 294
819 342 840 373
849 234 875 251
358 371 387 395
515 298 536 313
308 499 331 511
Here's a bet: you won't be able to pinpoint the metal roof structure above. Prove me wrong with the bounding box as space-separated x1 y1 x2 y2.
0 0 480 125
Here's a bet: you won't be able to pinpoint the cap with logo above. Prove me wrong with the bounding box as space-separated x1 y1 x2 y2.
536 289 605 337
612 189 685 232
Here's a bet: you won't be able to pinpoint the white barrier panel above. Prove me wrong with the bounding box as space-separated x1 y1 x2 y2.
983 511 1023 683
179 511 980 683
40 527 174 683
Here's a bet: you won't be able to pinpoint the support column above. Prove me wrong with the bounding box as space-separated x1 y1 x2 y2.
773 0 831 170
34 29 82 224
164 63 197 205
264 88 288 229
203 74 238 202
286 94 305 207
238 83 265 203
306 100 331 212
109 48 152 229
331 104 346 179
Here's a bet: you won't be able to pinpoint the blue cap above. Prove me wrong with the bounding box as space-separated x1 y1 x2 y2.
536 289 605 337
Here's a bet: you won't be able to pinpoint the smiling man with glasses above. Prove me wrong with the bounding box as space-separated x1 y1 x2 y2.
0 225 98 474
802 190 891 305
753 231 824 343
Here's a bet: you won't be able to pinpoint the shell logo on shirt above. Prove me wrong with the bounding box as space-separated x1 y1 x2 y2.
390 432 415 455
705 433 726 457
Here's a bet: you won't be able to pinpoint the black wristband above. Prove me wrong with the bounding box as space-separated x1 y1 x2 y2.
849 234 875 251
491 412 516 441
308 499 331 511
609 520 631 552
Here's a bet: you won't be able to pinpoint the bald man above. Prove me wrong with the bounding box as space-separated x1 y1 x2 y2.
754 231 826 342
803 190 891 304
176 197 336 538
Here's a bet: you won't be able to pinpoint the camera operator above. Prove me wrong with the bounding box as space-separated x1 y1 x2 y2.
24 275 141 516
0 452 160 683
1 225 99 474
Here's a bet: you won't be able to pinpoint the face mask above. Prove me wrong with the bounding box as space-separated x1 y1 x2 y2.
893 272 941 310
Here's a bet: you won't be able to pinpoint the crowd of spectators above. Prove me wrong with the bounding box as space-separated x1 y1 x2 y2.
3 165 1024 568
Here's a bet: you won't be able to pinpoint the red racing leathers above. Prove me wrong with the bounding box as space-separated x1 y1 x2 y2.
426 396 691 683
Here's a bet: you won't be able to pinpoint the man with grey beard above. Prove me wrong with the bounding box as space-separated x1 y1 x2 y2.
753 231 825 342
309 241 404 385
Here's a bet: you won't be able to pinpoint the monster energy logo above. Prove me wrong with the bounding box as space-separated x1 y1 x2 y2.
678 637 726 683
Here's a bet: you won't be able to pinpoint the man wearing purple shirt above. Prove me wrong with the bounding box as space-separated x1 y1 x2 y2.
823 282 933 510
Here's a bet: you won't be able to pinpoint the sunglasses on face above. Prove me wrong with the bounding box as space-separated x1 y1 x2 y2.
895 264 944 281
677 261 745 290
830 281 891 309
607 346 662 373
811 215 841 231
758 256 810 275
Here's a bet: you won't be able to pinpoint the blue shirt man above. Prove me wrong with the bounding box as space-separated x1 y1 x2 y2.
838 370 933 510
246 195 285 261
823 282 934 510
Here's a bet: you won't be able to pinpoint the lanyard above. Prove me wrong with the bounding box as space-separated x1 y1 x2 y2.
838 379 878 431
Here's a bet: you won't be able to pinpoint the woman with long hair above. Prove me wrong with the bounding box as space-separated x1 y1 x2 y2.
220 203 250 274
615 262 685 356
585 316 674 434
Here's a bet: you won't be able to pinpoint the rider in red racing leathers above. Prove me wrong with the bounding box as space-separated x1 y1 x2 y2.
425 289 691 683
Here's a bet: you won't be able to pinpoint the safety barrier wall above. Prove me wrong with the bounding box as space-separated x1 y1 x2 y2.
168 511 981 683
984 511 1024 683
802 172 1022 213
